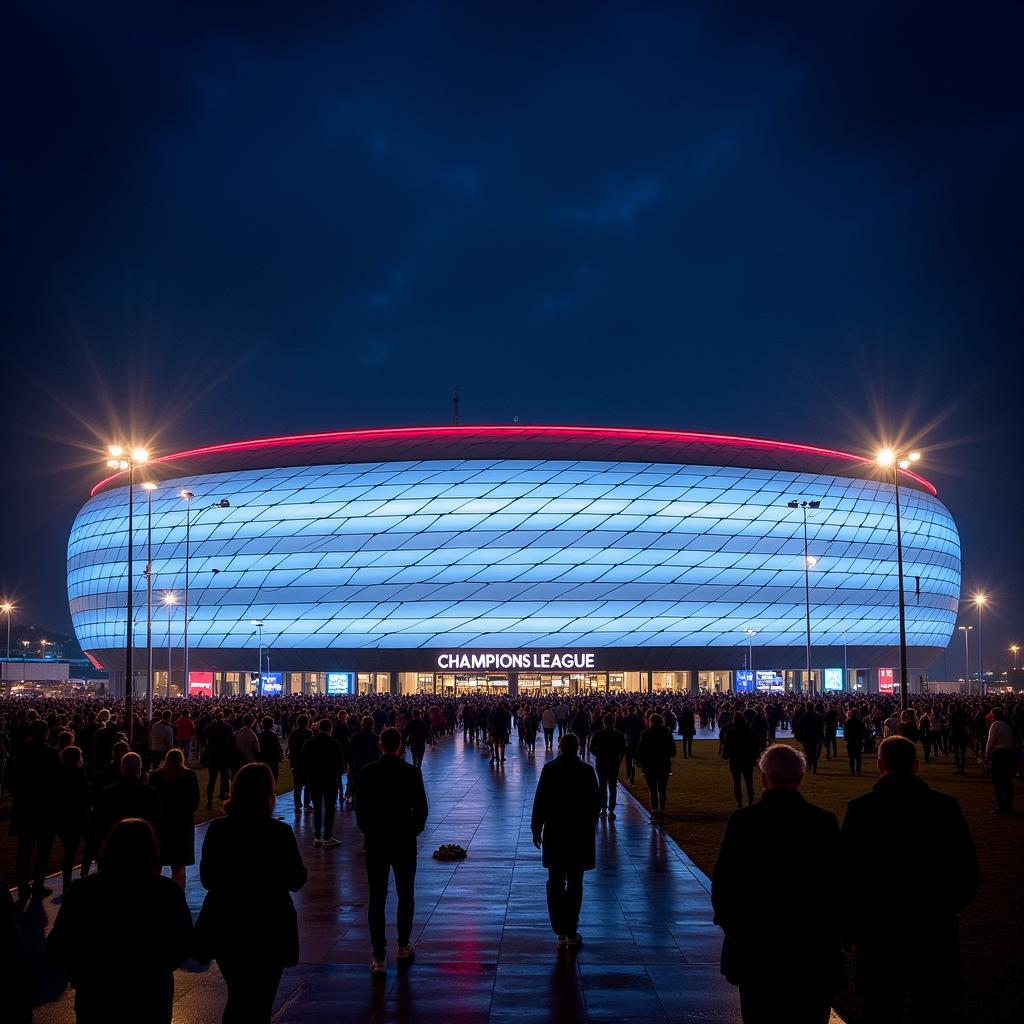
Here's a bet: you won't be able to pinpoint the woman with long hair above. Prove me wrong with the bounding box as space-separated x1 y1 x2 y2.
150 747 201 888
47 818 192 1024
195 762 307 1024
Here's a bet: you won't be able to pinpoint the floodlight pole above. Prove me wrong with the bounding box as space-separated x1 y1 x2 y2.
891 464 910 710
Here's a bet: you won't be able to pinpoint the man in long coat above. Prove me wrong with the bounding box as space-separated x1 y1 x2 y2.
530 733 601 947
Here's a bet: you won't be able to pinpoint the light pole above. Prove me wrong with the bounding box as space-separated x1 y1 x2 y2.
106 444 149 742
1011 645 1020 671
786 499 820 695
958 625 972 690
1 602 13 684
875 448 921 711
179 491 231 697
252 620 264 695
974 593 986 687
163 592 177 697
744 629 757 688
141 481 157 724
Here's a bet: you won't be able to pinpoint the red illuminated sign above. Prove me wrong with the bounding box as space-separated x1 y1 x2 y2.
189 671 214 697
878 668 895 695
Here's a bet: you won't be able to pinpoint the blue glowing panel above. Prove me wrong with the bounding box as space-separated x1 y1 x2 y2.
67 459 961 654
326 671 354 695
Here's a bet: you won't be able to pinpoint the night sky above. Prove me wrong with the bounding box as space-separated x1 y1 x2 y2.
3 3 1022 676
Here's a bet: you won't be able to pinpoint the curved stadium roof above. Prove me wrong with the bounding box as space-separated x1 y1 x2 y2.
91 425 937 498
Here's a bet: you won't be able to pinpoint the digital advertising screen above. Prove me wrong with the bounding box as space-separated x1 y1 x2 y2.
878 668 895 695
755 670 784 692
260 672 283 696
824 668 844 692
734 669 754 692
189 671 214 697
326 671 354 696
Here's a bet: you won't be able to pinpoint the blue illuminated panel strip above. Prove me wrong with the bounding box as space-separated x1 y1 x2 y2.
67 460 961 653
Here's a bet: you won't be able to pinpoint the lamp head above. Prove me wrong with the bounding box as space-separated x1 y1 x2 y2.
108 445 124 458
787 500 798 508
1 602 12 614
163 592 177 605
131 447 149 463
974 593 987 607
179 489 194 500
141 481 157 491
876 448 896 467
806 555 818 567
808 500 821 509
218 499 231 508
898 459 911 470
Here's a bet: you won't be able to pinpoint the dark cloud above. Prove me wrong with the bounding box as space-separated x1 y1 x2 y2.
2 1 1021 671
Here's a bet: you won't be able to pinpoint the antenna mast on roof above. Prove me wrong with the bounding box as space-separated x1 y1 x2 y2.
452 387 460 425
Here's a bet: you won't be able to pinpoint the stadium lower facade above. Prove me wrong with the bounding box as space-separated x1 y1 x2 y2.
68 426 961 698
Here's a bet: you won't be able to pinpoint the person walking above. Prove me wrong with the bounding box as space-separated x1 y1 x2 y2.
287 713 313 810
488 700 512 765
589 714 625 817
722 713 758 808
201 709 235 810
7 720 60 901
712 744 842 1024
636 713 677 824
150 748 201 888
795 702 824 774
678 702 696 758
149 710 175 771
93 752 162 849
257 717 284 779
531 733 601 948
843 707 866 776
232 714 260 767
541 706 556 750
618 704 645 783
348 716 380 808
984 707 1017 814
55 745 90 893
842 736 979 1024
195 763 307 1024
356 727 429 974
47 818 193 1024
402 709 430 768
303 718 347 847
174 710 196 761
520 707 540 755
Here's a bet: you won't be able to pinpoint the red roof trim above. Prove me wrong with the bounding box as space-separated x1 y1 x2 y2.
89 425 938 497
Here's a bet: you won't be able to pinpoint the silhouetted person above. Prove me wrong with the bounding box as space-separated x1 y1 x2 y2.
531 732 600 948
202 709 235 809
589 714 625 817
678 702 696 757
843 708 866 775
8 720 60 900
356 726 429 973
348 716 380 807
796 701 824 773
303 718 346 847
712 744 842 1024
93 752 161 851
287 713 313 810
985 707 1017 813
150 748 201 888
55 745 90 892
636 713 676 824
402 709 430 768
196 762 307 1024
257 716 283 778
842 736 979 1024
1 877 32 1024
48 818 192 1024
722 713 758 808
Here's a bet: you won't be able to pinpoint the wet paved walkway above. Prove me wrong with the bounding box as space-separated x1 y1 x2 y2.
23 733 742 1023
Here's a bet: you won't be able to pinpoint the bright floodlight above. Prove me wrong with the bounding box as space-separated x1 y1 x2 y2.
118 460 129 470
141 481 157 491
806 555 818 567
974 593 987 606
163 592 177 605
107 459 120 468
898 459 911 470
909 451 921 462
876 448 896 467
180 489 194 499
108 444 124 457
1 602 12 613
131 447 149 463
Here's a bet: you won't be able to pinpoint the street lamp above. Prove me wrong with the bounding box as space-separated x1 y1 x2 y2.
251 620 264 695
106 444 149 741
179 491 231 696
163 592 177 697
141 481 157 724
958 625 973 690
875 447 920 710
786 499 821 694
1 602 13 681
973 593 986 687
1011 644 1020 672
744 629 757 684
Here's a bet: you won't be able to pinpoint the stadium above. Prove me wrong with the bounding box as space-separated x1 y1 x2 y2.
67 426 961 698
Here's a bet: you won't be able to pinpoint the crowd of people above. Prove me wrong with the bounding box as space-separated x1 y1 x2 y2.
1 688 1020 1023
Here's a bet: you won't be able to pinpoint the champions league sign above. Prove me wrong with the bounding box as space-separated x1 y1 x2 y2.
437 651 597 671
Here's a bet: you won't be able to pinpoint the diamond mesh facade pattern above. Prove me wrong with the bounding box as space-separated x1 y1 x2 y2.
67 458 961 660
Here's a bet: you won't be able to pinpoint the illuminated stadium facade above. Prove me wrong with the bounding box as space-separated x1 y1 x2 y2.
68 426 961 698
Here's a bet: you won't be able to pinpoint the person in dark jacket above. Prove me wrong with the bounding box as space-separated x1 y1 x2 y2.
202 710 235 810
678 703 697 758
1 878 33 1023
722 714 758 808
48 818 192 1024
795 702 825 773
55 745 90 892
92 752 162 854
842 736 978 1024
196 763 307 1024
531 732 601 946
348 716 380 807
588 714 625 817
712 744 842 1024
636 713 677 824
303 718 346 847
287 713 313 811
8 720 61 900
257 717 283 779
618 705 645 782
402 709 430 768
487 701 512 764
843 708 867 776
149 748 201 887
356 727 429 972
